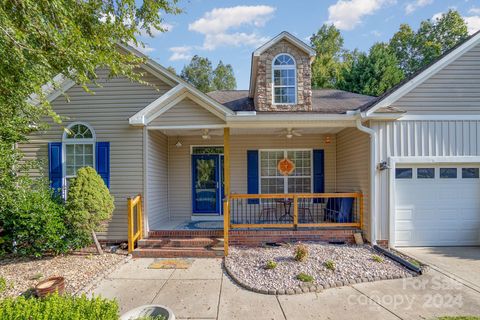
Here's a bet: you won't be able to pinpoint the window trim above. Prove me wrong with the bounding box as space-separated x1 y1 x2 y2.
259 148 313 194
62 122 96 195
272 53 297 105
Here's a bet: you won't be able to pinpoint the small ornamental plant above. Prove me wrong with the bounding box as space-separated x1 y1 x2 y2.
265 260 278 269
372 254 384 263
294 244 308 262
296 272 314 282
324 259 336 271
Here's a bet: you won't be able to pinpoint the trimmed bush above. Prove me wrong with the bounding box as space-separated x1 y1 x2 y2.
0 178 69 257
0 293 119 320
294 244 308 262
65 167 115 254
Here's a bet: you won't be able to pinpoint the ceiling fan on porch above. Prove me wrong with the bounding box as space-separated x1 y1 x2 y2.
201 129 211 140
278 128 302 139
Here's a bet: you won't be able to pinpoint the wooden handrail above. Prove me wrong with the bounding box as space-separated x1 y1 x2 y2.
127 194 143 254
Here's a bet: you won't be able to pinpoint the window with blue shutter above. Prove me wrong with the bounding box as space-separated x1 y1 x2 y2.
48 142 63 191
313 149 325 203
247 150 259 204
95 142 110 188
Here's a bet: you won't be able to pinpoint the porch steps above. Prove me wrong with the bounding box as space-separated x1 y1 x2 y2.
132 235 224 258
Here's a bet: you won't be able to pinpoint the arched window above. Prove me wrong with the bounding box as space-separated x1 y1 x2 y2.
272 54 296 104
62 122 95 186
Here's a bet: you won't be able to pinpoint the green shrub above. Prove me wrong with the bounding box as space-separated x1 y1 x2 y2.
0 178 69 257
324 260 336 271
265 260 278 269
65 167 115 254
0 293 119 320
296 272 314 282
294 244 308 262
0 277 7 294
372 254 384 263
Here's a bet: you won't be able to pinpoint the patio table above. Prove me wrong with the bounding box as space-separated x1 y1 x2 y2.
275 199 293 221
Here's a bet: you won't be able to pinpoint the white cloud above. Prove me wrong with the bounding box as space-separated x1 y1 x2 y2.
188 5 275 50
464 15 480 34
405 0 433 15
431 12 443 21
469 7 480 15
327 0 395 30
169 46 193 61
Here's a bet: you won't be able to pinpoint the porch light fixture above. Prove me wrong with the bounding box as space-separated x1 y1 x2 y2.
324 135 332 145
175 137 182 148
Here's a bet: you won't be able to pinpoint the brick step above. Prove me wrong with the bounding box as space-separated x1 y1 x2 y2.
148 230 223 238
132 247 224 258
138 238 219 248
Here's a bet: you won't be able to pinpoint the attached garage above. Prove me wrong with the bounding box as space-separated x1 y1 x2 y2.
394 164 480 247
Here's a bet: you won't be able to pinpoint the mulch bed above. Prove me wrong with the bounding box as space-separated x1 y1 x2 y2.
224 243 417 295
0 248 127 299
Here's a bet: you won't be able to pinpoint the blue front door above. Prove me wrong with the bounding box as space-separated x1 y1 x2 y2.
192 155 221 214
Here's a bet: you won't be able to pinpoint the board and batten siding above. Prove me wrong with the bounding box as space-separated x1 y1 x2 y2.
391 42 480 114
335 128 371 240
371 120 480 241
164 134 336 220
19 69 173 240
149 97 225 126
146 130 169 229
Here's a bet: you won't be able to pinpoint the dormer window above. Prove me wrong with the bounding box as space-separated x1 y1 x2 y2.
272 54 296 104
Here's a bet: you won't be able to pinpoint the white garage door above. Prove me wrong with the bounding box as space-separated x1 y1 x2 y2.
395 165 480 246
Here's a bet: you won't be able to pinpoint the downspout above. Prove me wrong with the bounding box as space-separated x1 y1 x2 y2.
355 116 377 245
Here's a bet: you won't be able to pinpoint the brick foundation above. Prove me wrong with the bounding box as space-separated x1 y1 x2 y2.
376 239 389 248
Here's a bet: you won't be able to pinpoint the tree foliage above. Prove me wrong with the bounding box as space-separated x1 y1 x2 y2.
310 24 346 89
339 43 404 96
180 55 236 92
65 167 115 254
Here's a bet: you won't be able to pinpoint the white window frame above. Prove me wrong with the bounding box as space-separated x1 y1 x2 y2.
62 122 96 195
259 149 313 194
272 53 297 105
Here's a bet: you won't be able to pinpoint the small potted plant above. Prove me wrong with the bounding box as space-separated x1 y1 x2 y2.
35 276 65 297
120 305 175 320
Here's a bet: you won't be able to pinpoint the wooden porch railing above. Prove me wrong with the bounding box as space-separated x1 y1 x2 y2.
127 194 143 253
223 193 363 256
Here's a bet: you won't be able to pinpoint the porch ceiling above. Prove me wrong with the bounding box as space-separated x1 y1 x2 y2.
155 127 345 137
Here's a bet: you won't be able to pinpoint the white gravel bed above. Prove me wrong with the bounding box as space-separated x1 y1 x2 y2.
0 250 126 298
224 243 416 294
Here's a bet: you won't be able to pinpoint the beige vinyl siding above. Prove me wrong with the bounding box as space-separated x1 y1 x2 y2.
371 120 480 240
336 128 370 240
392 42 480 114
18 69 173 240
146 130 169 229
149 97 225 126
165 134 336 220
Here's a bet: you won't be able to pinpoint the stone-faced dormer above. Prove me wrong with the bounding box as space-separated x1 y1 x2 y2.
249 32 316 112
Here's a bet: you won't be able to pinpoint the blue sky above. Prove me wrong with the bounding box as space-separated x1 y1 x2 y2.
135 0 480 89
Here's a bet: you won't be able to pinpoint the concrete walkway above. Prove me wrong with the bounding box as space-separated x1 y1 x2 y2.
91 257 480 319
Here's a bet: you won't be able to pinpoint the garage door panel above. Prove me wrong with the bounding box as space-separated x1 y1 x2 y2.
394 164 480 246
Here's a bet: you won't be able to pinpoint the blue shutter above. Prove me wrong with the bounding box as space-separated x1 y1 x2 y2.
247 150 259 204
48 142 63 191
313 150 324 203
96 142 110 188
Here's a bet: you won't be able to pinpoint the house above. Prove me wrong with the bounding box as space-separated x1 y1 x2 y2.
21 31 480 256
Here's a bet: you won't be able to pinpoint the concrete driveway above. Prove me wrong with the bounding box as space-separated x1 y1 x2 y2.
399 247 480 291
90 257 480 319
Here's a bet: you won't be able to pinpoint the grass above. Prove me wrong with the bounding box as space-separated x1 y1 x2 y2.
296 272 314 282
265 260 278 269
323 260 336 271
372 254 384 263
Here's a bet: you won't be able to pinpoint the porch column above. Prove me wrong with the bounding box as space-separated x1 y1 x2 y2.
223 127 230 196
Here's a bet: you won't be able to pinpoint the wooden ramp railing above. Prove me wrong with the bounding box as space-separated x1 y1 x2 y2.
223 192 364 256
127 194 143 253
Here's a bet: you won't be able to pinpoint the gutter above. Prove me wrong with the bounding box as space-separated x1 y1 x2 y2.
355 115 377 246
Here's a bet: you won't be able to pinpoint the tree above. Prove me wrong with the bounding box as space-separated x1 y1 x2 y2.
0 1 179 225
166 66 177 75
339 43 404 97
212 61 236 90
310 24 346 88
389 10 468 76
65 167 115 254
180 55 214 92
180 56 236 92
